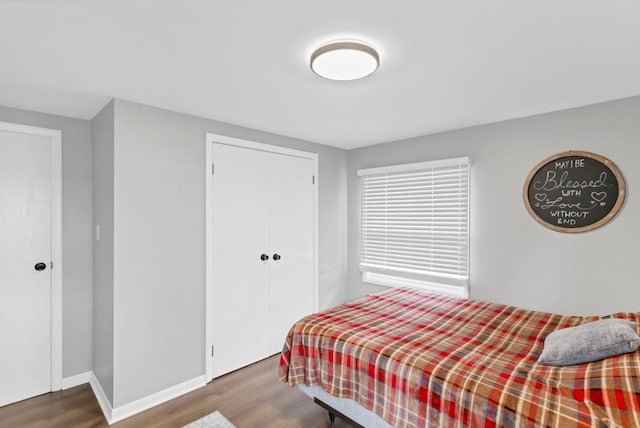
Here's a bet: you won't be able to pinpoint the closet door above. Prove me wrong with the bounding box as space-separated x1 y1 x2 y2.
211 143 271 378
211 141 315 378
268 154 314 354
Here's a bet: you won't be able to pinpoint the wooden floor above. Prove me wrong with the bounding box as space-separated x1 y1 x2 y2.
0 355 353 428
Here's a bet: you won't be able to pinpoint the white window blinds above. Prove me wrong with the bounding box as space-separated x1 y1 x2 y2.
358 157 470 291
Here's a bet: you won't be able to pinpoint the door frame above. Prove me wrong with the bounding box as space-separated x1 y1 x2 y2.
0 121 63 392
205 133 318 382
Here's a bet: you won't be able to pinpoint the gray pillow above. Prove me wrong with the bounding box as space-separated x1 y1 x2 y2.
538 318 640 366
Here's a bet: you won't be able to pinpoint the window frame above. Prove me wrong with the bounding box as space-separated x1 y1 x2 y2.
358 157 471 298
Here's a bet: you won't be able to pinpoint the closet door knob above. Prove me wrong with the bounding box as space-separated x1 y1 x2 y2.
260 253 269 261
34 262 47 271
273 253 281 261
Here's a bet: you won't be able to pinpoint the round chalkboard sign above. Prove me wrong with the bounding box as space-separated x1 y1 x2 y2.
523 151 625 233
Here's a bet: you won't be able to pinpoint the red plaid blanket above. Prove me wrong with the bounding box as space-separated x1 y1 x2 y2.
278 287 640 427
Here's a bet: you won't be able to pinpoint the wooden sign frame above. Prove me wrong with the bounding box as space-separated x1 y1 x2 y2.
523 151 625 233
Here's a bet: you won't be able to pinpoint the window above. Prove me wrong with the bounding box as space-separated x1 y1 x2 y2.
358 157 470 298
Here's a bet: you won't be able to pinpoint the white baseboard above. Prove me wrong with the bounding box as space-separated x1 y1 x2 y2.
61 371 92 390
89 373 207 425
110 375 206 424
89 373 113 423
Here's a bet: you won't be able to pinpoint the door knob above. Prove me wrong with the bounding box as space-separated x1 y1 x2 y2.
260 253 269 261
34 262 47 271
273 253 281 261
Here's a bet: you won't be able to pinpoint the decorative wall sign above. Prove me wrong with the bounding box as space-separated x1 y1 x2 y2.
523 151 625 233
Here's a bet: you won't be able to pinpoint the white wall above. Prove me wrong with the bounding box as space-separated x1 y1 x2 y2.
348 96 640 316
109 99 348 407
0 106 93 378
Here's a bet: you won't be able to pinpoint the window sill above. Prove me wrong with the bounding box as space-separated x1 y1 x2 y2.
362 272 469 299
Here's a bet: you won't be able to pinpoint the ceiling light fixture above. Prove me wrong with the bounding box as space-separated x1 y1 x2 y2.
310 41 379 81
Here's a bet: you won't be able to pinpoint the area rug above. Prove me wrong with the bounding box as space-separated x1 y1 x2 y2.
182 410 236 428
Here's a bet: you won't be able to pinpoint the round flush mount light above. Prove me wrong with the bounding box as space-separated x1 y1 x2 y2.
310 41 379 81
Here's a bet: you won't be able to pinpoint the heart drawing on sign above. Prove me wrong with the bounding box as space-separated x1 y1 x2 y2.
591 192 606 202
534 193 547 202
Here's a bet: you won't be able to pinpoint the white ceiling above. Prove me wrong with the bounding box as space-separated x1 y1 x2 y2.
1 1 639 149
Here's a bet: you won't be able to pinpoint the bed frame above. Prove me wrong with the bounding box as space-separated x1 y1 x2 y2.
298 385 392 428
314 397 363 428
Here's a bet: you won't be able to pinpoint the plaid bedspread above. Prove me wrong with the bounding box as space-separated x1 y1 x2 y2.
278 287 640 427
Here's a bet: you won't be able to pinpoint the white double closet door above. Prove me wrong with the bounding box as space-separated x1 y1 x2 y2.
211 142 315 378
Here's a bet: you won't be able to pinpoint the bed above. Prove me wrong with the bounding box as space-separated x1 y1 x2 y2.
278 287 640 427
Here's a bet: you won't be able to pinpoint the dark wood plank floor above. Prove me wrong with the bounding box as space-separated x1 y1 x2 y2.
0 355 353 428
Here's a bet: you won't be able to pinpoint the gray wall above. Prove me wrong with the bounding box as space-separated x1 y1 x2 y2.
348 96 640 316
109 95 640 408
91 101 115 403
0 106 93 378
109 99 348 407
11 92 636 407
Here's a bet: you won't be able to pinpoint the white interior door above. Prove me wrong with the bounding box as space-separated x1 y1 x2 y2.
211 143 271 378
268 154 314 354
0 129 53 407
210 140 315 378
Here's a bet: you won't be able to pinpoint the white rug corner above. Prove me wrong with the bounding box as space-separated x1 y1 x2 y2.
182 410 236 428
